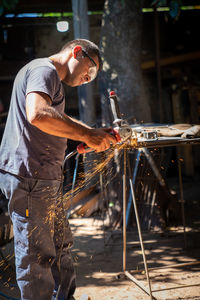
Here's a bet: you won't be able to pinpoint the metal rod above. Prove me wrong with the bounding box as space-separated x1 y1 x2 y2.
142 148 165 187
130 261 200 274
152 283 200 293
71 153 80 191
178 157 187 248
123 149 127 272
127 156 153 300
126 150 141 226
124 271 156 299
100 172 106 250
66 153 80 218
126 137 200 149
121 147 199 299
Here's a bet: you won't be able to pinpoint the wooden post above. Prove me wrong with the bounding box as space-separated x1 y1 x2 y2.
154 5 163 123
72 0 96 126
188 87 200 169
172 89 194 176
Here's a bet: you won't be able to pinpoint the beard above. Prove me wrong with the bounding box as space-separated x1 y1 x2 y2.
62 72 83 87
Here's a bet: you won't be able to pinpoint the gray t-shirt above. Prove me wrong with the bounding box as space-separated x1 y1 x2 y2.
0 58 67 180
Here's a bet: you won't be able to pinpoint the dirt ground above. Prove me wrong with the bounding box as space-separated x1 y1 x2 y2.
71 218 200 300
0 214 200 300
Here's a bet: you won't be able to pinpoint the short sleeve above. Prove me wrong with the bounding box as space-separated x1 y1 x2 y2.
26 65 58 102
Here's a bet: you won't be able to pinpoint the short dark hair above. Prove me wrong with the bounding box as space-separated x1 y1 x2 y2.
60 39 103 71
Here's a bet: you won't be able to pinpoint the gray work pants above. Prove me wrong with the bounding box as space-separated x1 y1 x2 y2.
0 170 76 300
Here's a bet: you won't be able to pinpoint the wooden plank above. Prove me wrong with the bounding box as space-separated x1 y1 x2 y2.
76 192 101 217
172 90 194 176
188 88 200 124
141 51 200 70
188 88 200 168
64 185 95 211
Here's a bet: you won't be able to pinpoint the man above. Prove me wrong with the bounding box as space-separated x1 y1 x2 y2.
0 39 117 300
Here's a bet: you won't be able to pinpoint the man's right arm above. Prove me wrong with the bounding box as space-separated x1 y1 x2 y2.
26 91 117 152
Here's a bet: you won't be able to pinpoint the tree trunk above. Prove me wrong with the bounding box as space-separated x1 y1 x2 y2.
99 0 151 126
98 0 152 227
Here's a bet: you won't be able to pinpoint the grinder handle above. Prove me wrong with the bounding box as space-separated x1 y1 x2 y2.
77 143 93 154
77 128 121 154
109 91 122 122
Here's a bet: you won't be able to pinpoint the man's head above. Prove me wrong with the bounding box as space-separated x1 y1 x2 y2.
53 39 102 87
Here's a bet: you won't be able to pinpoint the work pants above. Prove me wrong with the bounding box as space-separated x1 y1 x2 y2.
0 170 76 300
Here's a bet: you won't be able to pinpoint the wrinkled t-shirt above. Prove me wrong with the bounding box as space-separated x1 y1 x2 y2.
0 58 67 180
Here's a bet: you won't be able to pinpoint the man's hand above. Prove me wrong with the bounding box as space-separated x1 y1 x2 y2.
83 128 118 152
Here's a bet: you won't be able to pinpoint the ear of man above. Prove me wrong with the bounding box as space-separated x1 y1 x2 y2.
72 45 82 58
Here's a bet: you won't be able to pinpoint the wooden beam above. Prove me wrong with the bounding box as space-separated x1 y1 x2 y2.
141 51 200 70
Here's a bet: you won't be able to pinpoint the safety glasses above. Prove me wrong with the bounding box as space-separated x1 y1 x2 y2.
82 50 98 83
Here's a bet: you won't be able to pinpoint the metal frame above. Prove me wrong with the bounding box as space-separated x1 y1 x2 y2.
122 147 200 300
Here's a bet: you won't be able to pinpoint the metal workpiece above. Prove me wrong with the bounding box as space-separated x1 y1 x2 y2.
128 135 200 149
125 125 200 149
108 91 200 149
111 128 200 151
115 125 200 149
113 125 133 143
